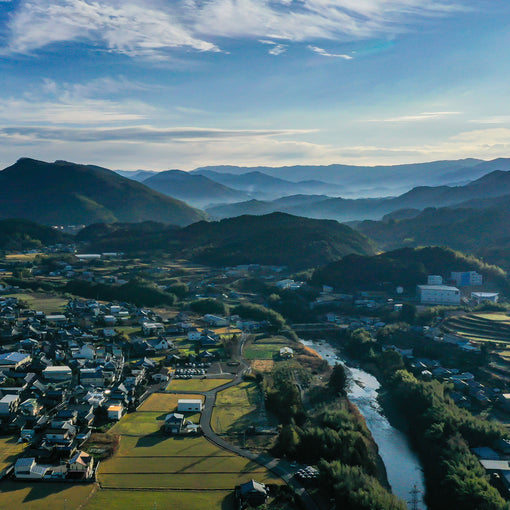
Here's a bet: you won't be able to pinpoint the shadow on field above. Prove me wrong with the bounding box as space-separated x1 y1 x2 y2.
221 492 236 510
135 431 168 448
0 481 71 503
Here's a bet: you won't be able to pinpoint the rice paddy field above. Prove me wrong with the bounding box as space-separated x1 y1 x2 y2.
212 381 263 434
137 392 204 412
3 292 68 315
87 391 282 509
166 378 230 392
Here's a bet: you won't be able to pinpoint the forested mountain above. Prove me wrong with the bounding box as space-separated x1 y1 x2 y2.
0 219 70 251
77 212 375 269
0 159 206 226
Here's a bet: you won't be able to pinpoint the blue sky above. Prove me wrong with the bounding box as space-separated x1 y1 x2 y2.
0 0 509 171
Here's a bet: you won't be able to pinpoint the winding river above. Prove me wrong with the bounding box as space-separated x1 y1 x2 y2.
300 339 426 509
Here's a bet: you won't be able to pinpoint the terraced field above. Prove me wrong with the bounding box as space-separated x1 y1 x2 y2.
442 313 510 345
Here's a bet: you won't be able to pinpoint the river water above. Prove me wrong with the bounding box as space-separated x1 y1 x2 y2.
300 339 426 509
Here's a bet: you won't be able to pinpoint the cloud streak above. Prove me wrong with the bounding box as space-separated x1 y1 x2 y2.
307 45 353 59
0 125 315 143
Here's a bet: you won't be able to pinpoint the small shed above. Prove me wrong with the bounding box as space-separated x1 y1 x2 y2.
177 399 203 413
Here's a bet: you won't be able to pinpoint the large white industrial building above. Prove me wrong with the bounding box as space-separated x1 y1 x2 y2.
417 285 461 305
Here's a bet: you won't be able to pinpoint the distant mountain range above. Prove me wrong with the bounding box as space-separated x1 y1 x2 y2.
116 169 157 182
191 169 344 199
142 170 249 208
114 158 510 216
192 158 510 196
77 212 375 269
207 169 510 222
0 159 205 226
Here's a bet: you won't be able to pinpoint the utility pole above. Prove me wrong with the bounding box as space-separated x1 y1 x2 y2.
409 484 420 510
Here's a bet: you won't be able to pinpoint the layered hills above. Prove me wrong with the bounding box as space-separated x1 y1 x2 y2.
0 159 205 226
207 169 510 222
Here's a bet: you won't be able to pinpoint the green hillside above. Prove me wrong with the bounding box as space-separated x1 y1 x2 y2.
0 219 70 250
0 159 206 226
356 197 510 269
78 212 375 269
180 212 375 269
312 246 508 291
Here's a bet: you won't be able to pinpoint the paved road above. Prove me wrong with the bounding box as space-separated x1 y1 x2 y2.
197 337 320 510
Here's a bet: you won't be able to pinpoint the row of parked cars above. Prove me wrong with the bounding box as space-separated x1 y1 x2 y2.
294 466 319 481
174 367 207 378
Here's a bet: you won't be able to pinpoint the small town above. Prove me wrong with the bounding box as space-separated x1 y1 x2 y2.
0 242 509 510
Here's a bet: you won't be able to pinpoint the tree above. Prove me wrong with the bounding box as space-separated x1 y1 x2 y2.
400 303 416 324
329 364 348 395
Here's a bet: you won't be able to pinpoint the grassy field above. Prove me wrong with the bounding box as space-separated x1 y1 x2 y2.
0 436 26 472
84 489 235 510
99 471 277 489
4 292 67 314
100 455 265 474
244 336 294 360
109 412 167 436
212 381 262 434
5 253 43 261
443 314 510 347
0 481 94 510
475 313 510 323
137 392 204 412
97 405 282 495
166 378 231 392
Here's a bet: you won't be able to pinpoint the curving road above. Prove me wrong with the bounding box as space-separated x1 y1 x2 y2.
195 336 320 510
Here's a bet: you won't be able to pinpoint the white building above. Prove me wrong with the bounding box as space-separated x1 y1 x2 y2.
177 399 203 413
451 271 483 287
0 394 20 415
42 365 72 382
203 315 228 327
107 404 123 420
427 275 443 285
471 292 499 304
417 285 461 305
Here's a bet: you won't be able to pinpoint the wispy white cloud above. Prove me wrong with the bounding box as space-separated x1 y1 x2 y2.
260 39 287 55
1 0 468 60
469 116 510 125
0 77 155 125
366 111 462 122
0 125 316 143
3 0 219 58
307 45 353 59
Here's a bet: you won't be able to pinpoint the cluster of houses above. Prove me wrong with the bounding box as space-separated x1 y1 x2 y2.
0 296 179 482
164 399 202 436
384 346 504 410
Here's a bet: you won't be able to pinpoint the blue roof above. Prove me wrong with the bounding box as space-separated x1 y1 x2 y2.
0 352 30 363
